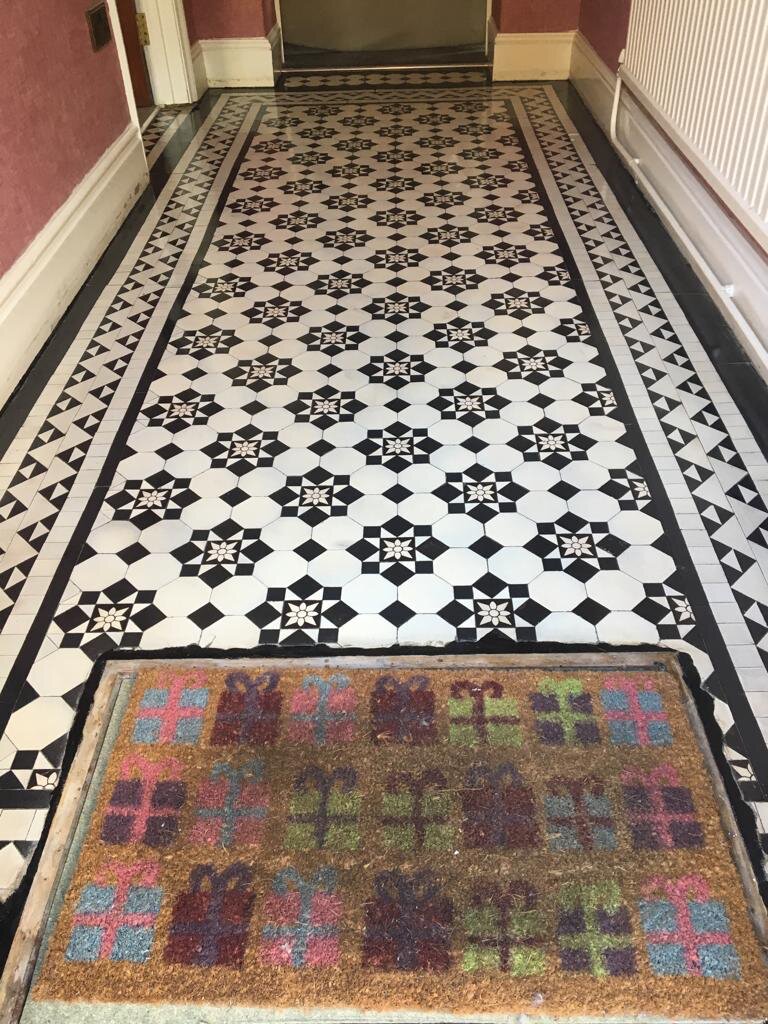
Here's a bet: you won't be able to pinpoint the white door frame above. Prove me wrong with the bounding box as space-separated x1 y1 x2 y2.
110 0 199 112
136 0 199 104
106 0 142 128
273 0 286 64
273 0 491 59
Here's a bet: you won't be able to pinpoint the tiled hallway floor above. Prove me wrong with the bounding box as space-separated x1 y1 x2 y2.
1 73 768 903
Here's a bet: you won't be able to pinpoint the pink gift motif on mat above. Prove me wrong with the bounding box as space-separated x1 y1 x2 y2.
190 760 268 848
260 867 341 967
101 755 185 848
600 675 671 746
132 670 209 745
639 876 741 978
211 670 282 746
622 765 703 850
66 862 162 963
288 673 358 745
165 863 255 968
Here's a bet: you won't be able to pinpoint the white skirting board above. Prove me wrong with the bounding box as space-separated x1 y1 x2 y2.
195 36 275 88
191 40 207 98
569 31 615 133
0 125 148 409
570 31 768 378
269 22 283 75
492 30 575 81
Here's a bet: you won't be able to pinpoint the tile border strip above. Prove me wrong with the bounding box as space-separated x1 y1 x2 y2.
509 88 768 864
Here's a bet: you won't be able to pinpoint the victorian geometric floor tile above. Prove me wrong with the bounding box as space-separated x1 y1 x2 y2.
1 74 768 911
141 105 192 168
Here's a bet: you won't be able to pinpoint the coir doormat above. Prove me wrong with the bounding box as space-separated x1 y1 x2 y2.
4 654 768 1023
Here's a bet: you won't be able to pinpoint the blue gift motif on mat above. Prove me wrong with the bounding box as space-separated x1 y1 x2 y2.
600 676 671 747
544 776 616 852
639 876 740 978
66 862 162 963
132 672 209 745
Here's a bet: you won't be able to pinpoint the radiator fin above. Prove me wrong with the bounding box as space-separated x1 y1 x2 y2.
625 0 768 226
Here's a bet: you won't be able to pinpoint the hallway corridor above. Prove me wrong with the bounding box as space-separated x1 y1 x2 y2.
1 73 768 903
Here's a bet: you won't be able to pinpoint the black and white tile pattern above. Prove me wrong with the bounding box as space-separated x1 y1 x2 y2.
1 76 768 899
280 68 490 91
141 104 191 167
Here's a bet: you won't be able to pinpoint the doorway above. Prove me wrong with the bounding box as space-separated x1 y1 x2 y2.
279 0 489 70
114 0 155 124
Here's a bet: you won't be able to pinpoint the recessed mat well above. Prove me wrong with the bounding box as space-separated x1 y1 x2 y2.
6 654 768 1023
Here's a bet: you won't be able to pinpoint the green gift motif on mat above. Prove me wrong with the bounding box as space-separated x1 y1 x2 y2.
530 678 600 746
448 680 520 747
380 769 454 851
557 881 637 977
463 882 546 975
286 766 360 851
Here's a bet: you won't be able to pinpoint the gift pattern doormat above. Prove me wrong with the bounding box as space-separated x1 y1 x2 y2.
10 655 768 1023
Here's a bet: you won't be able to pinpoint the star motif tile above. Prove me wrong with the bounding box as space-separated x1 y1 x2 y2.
285 387 365 428
348 517 448 585
248 580 355 644
105 473 196 529
172 522 271 586
224 355 300 390
202 427 288 475
511 420 597 468
439 578 549 642
269 468 363 526
354 424 441 472
434 466 526 523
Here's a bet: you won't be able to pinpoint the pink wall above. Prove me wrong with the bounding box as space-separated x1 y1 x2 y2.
0 0 130 277
263 0 277 33
492 0 581 33
183 0 272 43
579 0 631 71
491 0 631 71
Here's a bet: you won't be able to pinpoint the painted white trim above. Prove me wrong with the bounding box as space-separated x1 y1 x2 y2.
136 0 198 103
492 30 575 81
621 66 768 259
191 41 207 99
570 33 768 376
0 126 148 408
268 22 283 76
273 0 286 63
612 87 768 379
487 15 497 69
106 0 141 129
570 30 616 134
198 37 275 88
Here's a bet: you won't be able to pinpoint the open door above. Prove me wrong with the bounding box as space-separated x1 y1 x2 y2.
114 0 154 110
280 0 487 68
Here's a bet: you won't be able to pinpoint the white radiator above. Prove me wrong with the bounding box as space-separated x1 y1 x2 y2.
623 0 768 248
